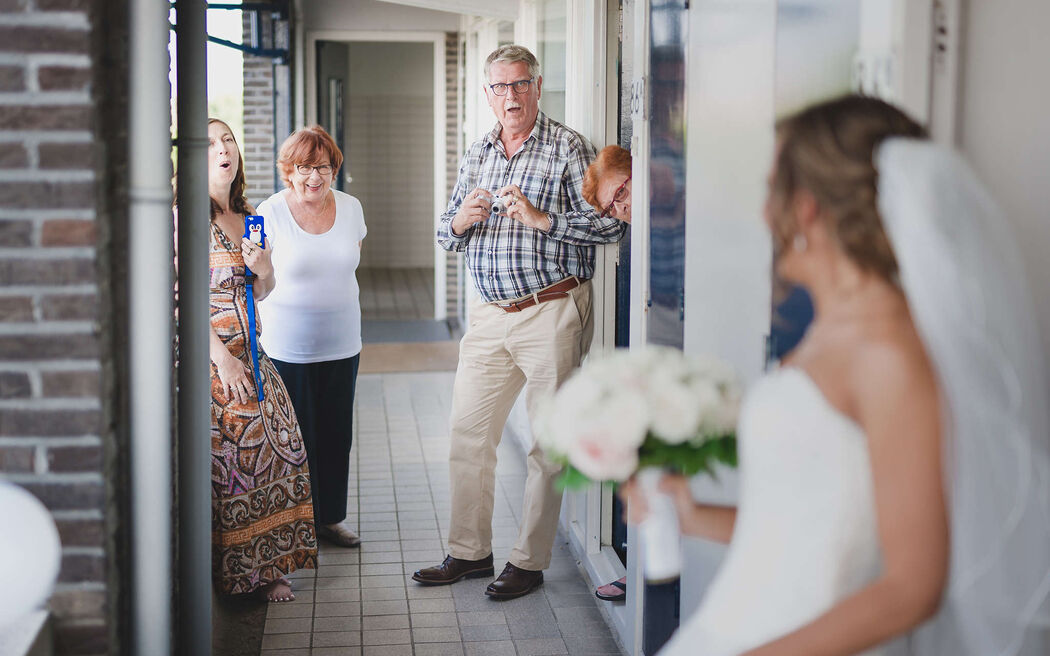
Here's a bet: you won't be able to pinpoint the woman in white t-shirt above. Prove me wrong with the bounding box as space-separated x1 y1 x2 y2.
257 125 367 548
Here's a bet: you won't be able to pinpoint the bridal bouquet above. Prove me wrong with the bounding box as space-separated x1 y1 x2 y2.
536 346 741 580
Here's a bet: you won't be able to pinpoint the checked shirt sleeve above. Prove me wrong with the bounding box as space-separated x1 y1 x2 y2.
546 139 627 246
437 150 476 252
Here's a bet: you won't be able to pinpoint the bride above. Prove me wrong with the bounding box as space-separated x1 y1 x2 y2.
624 95 1050 655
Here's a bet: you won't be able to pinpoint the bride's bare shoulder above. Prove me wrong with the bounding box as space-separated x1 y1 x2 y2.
850 327 940 430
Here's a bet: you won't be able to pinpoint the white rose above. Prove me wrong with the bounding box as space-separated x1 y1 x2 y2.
565 393 648 481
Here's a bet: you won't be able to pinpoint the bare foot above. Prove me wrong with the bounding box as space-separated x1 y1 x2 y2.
257 579 295 602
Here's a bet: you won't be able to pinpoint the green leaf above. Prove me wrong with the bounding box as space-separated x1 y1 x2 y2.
555 464 593 491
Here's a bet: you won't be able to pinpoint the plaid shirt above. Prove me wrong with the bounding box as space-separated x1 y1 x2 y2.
437 113 626 302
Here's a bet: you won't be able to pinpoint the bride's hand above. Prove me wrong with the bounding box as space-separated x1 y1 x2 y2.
659 474 696 524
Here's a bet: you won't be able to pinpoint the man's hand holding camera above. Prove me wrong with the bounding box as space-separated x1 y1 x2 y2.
494 184 551 232
451 186 551 236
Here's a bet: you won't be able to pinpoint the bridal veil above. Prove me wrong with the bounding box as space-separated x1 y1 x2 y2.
876 139 1050 655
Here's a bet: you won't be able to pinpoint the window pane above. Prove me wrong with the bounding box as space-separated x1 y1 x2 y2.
537 0 567 123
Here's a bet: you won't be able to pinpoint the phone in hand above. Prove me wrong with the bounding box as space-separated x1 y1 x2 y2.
243 215 265 276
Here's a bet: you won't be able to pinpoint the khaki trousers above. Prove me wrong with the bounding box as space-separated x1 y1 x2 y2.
447 280 593 571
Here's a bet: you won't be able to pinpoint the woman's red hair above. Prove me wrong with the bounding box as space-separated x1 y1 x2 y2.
276 125 344 188
582 145 632 210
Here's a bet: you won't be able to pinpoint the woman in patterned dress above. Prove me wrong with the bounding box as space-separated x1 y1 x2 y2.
205 118 317 602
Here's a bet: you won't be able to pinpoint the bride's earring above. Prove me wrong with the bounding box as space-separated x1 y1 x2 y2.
792 233 808 252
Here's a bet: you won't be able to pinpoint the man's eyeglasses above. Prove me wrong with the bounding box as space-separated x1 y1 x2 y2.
600 175 631 218
296 163 333 176
489 78 535 96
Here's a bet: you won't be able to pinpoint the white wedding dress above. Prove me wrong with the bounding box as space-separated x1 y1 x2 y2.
659 366 889 656
659 139 1050 656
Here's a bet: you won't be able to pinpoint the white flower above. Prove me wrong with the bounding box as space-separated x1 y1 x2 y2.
564 393 648 481
536 346 741 483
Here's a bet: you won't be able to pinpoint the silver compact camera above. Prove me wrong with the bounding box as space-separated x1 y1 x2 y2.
490 194 515 214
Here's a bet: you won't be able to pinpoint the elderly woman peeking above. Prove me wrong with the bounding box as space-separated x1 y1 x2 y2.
583 144 633 223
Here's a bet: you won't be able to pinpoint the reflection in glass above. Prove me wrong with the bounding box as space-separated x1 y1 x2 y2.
537 0 567 123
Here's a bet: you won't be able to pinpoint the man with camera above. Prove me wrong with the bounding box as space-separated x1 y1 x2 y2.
413 45 625 600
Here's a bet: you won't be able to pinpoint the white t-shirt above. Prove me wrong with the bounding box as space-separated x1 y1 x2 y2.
257 189 368 363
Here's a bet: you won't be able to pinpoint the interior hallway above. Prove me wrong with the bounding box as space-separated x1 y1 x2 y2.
359 268 435 322
261 371 626 656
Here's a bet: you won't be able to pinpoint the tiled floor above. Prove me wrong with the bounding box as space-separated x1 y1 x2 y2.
359 268 435 321
263 372 626 656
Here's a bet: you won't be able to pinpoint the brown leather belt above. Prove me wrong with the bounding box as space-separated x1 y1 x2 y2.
492 277 581 313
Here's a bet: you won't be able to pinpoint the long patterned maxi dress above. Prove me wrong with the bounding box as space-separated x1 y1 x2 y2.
209 222 317 594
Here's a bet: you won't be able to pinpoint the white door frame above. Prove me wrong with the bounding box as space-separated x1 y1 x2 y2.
302 30 449 320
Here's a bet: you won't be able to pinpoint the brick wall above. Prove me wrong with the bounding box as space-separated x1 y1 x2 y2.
444 32 461 322
242 5 280 205
0 0 128 654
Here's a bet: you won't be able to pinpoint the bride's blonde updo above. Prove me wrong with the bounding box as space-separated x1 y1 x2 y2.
770 95 926 285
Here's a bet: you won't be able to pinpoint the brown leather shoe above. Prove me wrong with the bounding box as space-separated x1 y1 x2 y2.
412 554 494 585
484 562 544 600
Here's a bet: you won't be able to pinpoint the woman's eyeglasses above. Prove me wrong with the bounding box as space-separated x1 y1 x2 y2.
296 164 333 176
600 175 631 218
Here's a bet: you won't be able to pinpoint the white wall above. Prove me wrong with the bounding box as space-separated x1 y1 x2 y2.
956 0 1050 362
346 41 436 268
301 0 460 31
678 0 776 620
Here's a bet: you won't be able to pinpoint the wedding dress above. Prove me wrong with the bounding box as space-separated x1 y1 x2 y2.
659 139 1050 656
658 366 890 656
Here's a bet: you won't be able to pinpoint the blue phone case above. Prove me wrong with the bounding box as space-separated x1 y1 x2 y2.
244 215 266 248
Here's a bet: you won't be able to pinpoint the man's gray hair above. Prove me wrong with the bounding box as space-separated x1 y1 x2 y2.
484 45 540 81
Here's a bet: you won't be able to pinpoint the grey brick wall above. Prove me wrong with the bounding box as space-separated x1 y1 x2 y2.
0 0 129 653
242 7 277 204
445 32 461 322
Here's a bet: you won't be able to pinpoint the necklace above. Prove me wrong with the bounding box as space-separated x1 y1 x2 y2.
291 190 331 229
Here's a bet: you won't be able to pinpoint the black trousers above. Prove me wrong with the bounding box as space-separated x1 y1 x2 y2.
271 354 360 525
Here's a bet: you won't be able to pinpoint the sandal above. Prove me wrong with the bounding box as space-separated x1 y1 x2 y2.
318 521 362 547
595 576 627 601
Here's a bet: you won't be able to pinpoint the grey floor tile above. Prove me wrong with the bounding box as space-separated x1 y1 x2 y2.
313 616 363 632
460 624 512 642
412 627 462 643
407 585 453 599
311 648 363 656
318 564 361 578
316 577 361 590
514 638 569 656
320 552 362 566
552 608 603 624
362 551 406 564
315 588 362 603
456 610 506 627
361 574 409 589
361 562 405 576
415 643 466 656
264 617 313 634
261 632 311 650
361 599 410 616
362 614 411 630
555 619 611 638
362 629 411 645
260 649 310 655
266 602 314 619
462 641 516 656
409 612 459 628
313 632 365 648
362 645 413 656
361 586 407 601
562 637 622 655
314 601 363 617
409 598 454 614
